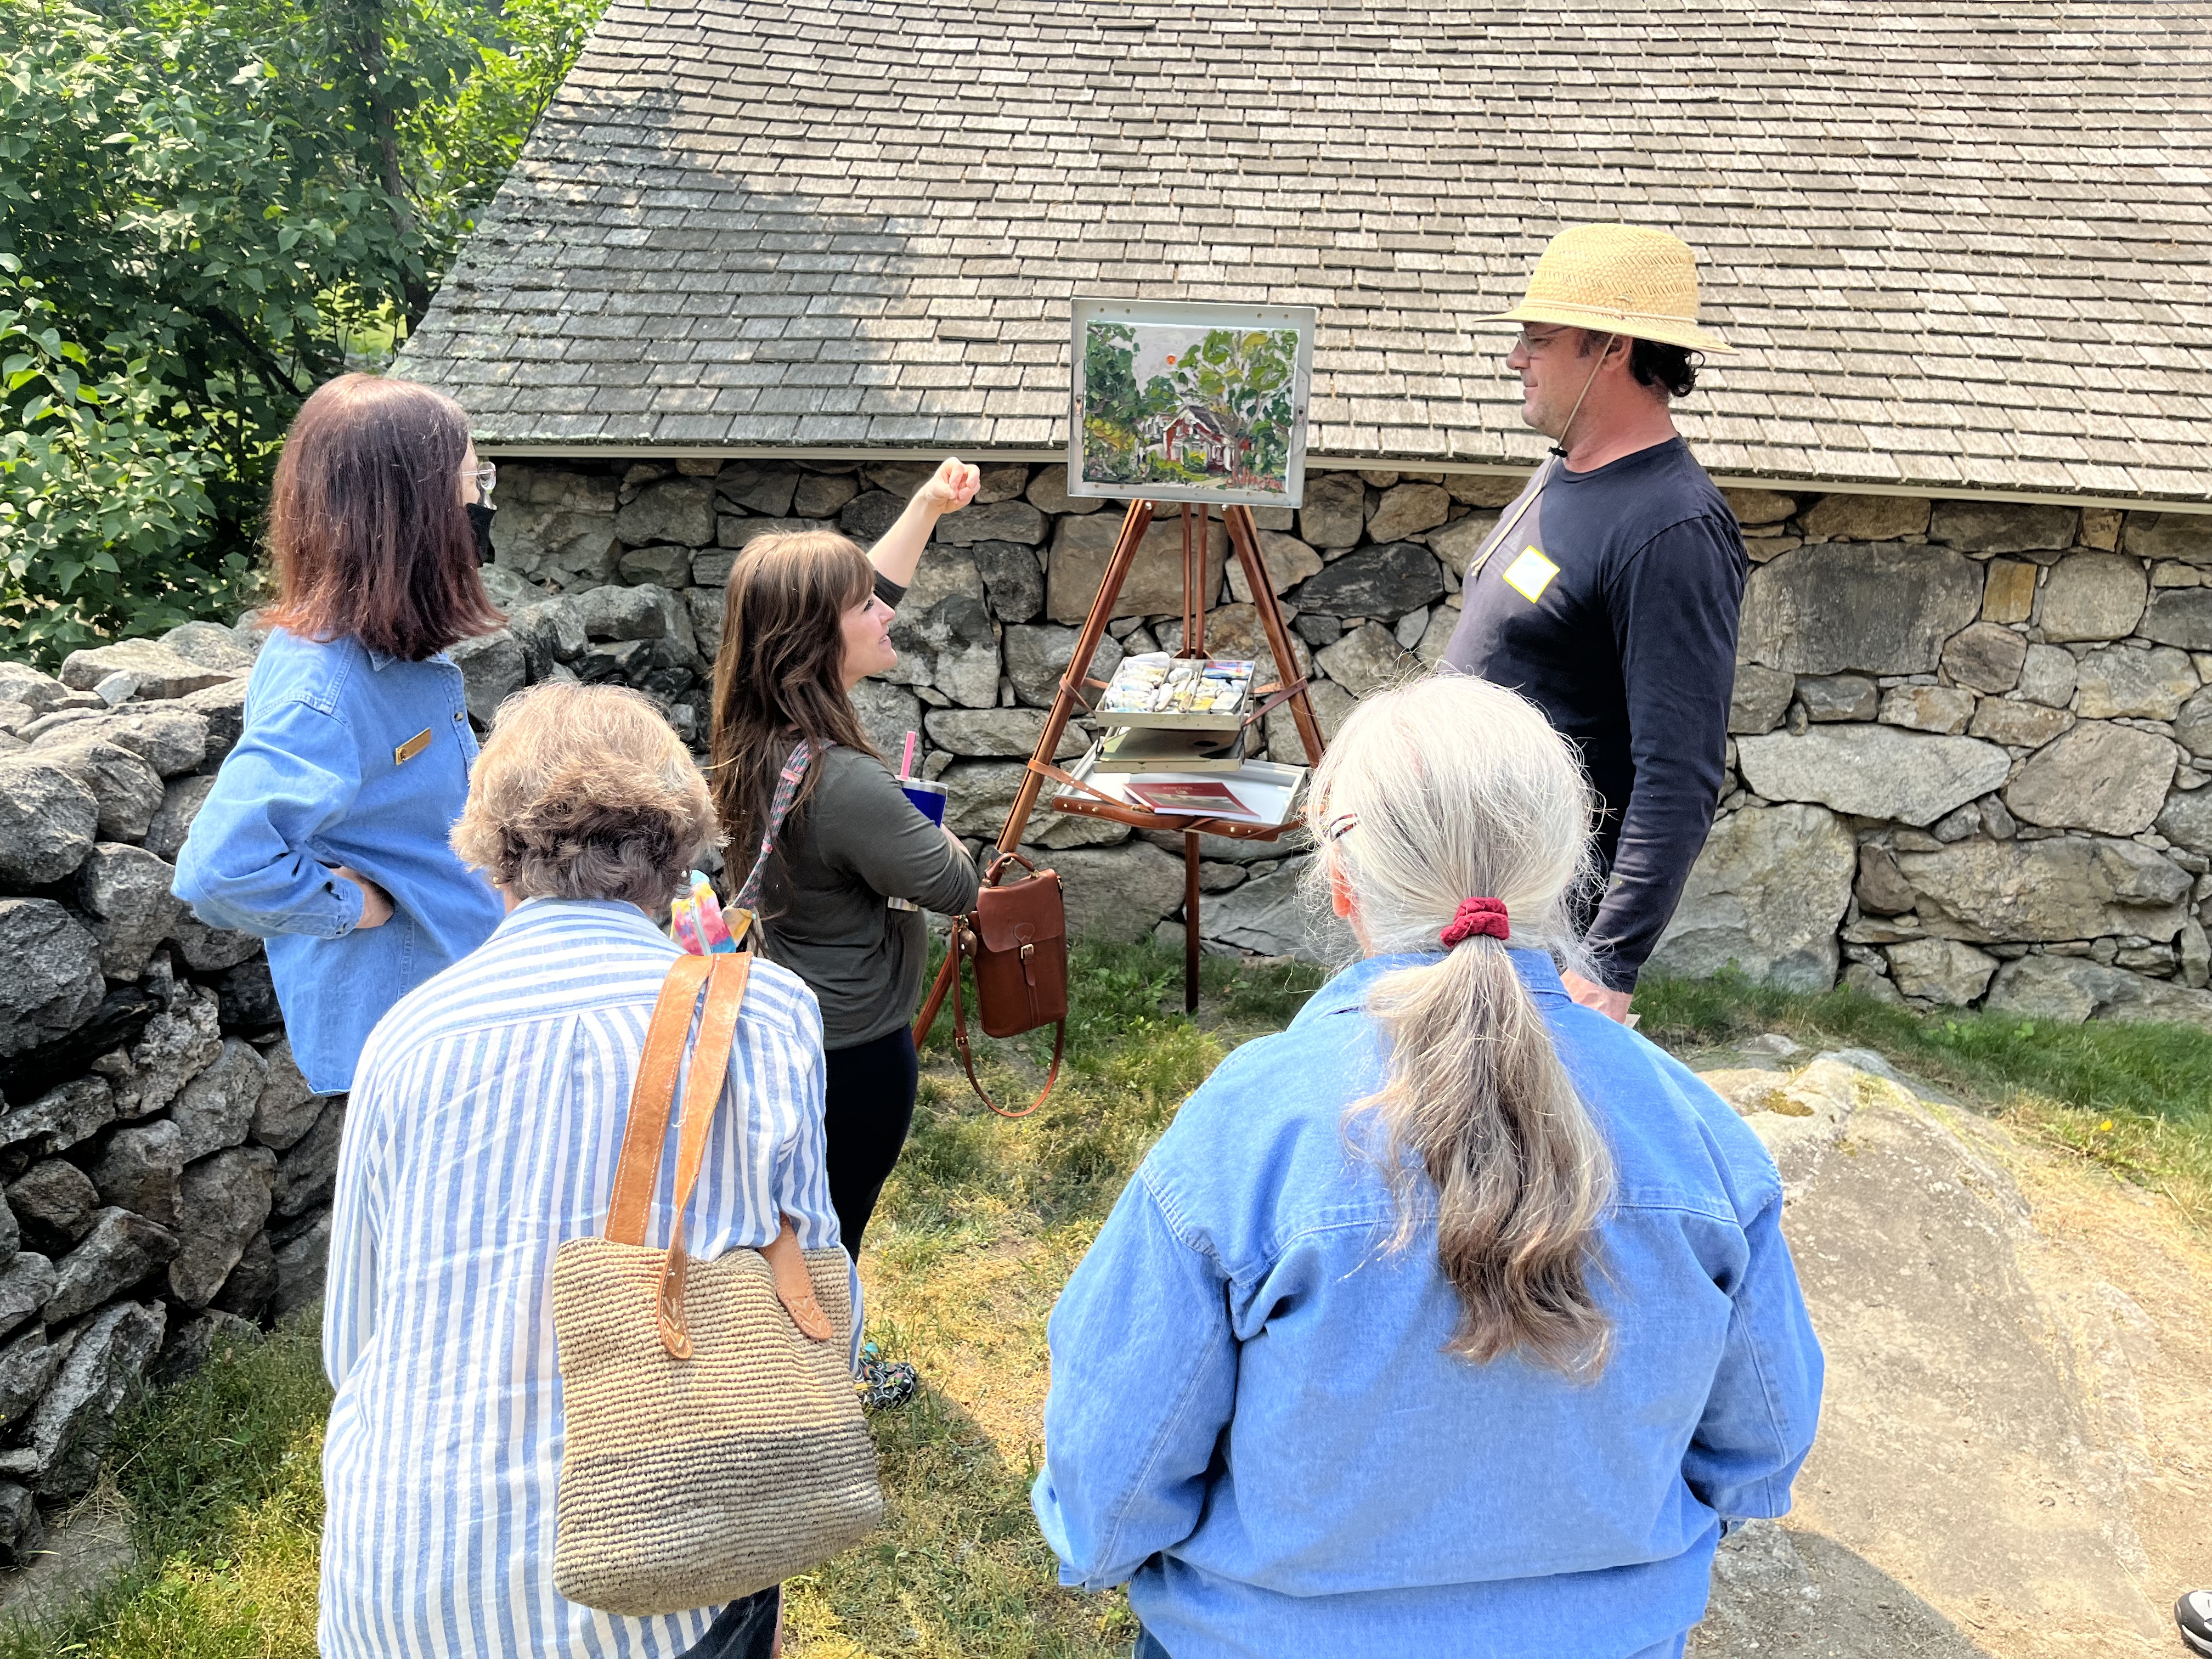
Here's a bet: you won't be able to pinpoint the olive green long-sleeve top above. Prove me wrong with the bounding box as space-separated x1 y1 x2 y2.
755 743 978 1049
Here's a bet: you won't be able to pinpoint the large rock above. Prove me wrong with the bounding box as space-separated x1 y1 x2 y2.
112 982 222 1119
2137 588 2212 651
1876 685 1976 735
0 1079 115 1162
615 544 694 589
1739 544 1982 675
2016 642 2078 708
2124 512 2212 563
167 908 260 974
1968 696 2073 749
272 1214 332 1317
492 470 619 589
35 706 208 777
168 1148 277 1309
1938 623 2027 694
272 1103 344 1218
1048 843 1187 942
2157 786 2212 854
0 663 76 716
0 1253 51 1344
1365 482 1450 543
1854 843 1917 916
1735 727 2011 826
938 761 1126 849
7 1161 97 1252
1646 804 1855 991
848 678 923 764
180 678 249 763
934 499 1046 549
1984 954 2212 1028
1896 837 2192 943
170 1037 266 1163
1426 511 1503 577
1798 494 1929 543
2176 684 2212 760
0 901 104 1061
92 1118 187 1226
714 460 800 517
2036 551 2147 641
1928 500 2078 555
212 1231 278 1319
1290 541 1444 620
1728 664 1795 735
447 629 527 724
1024 467 1103 517
22 1299 165 1498
970 540 1046 623
36 738 162 840
2071 643 2198 720
0 758 98 884
2002 721 2176 834
1198 855 1355 963
1315 622 1416 697
574 583 683 644
1004 625 1122 710
923 708 1086 760
1225 532 1323 603
1299 472 1367 549
76 843 184 980
1883 937 2000 1005
0 1329 65 1440
885 595 1000 709
45 1208 177 1325
249 1039 320 1150
1044 511 1227 624
58 640 234 701
142 774 215 862
614 476 714 547
1793 674 1878 724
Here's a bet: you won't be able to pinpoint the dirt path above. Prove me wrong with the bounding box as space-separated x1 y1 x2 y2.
1688 1045 2211 1658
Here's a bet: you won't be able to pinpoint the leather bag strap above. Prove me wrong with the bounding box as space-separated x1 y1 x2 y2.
654 953 753 1357
946 918 1064 1121
606 953 713 1248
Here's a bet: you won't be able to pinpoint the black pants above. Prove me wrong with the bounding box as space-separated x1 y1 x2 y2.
824 1026 919 1257
681 1585 778 1658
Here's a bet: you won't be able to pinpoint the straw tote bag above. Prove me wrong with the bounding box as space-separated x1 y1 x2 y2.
551 952 882 1615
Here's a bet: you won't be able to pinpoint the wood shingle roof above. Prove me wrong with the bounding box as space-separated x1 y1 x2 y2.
398 0 2212 502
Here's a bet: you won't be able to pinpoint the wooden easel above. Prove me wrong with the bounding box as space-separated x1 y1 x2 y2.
914 496 1328 1044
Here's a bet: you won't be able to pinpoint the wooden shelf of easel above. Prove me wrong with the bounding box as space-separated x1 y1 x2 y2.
912 494 1328 1042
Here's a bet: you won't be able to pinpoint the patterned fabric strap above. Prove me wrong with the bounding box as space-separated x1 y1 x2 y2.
732 740 815 912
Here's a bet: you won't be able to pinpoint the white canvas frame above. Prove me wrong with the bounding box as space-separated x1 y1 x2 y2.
1066 297 1317 508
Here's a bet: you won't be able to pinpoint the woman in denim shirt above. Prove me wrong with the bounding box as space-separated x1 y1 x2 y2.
1033 675 1824 1659
173 374 507 1094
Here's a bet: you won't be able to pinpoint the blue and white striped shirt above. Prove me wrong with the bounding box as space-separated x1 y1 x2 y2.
320 898 847 1658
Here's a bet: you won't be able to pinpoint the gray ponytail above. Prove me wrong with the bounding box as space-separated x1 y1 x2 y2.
1306 674 1616 1375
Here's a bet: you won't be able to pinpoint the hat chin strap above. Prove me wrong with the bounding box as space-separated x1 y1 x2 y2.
1548 332 1617 460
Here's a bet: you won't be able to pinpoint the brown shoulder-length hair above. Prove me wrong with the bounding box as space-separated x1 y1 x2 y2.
263 373 504 660
707 531 881 875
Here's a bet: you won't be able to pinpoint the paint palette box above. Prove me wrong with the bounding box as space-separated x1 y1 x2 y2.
1097 654 1254 732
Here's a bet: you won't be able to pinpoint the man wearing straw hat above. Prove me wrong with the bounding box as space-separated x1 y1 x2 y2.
1441 223 1748 1023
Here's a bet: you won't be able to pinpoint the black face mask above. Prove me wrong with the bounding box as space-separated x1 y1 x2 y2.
466 501 496 566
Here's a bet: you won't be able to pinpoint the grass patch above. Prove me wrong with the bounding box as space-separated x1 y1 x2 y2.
9 945 2210 1656
1636 970 2212 1230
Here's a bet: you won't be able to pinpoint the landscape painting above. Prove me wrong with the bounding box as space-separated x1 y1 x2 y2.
1068 298 1317 507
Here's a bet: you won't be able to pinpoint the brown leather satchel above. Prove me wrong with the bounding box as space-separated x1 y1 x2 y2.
945 850 1068 1119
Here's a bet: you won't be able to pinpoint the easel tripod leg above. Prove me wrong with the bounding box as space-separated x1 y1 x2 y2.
1183 831 1201 1013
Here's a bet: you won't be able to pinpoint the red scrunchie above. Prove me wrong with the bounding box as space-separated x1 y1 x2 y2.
1440 896 1510 948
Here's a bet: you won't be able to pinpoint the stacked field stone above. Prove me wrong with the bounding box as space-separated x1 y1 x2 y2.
490 456 2212 1026
0 628 340 1561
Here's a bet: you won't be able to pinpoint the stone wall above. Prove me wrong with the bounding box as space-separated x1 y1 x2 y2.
488 456 2212 1024
0 631 338 1562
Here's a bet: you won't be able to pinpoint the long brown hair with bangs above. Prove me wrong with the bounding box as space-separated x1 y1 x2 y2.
263 373 504 661
707 531 882 878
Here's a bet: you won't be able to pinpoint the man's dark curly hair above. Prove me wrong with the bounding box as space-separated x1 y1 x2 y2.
1628 339 1701 398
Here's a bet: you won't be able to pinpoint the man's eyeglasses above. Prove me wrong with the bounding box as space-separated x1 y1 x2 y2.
1515 326 1573 354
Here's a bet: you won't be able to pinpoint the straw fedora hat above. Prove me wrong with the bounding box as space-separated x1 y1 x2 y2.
1484 223 1735 354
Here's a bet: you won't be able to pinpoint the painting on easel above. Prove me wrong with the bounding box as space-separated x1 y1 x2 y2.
1068 298 1317 508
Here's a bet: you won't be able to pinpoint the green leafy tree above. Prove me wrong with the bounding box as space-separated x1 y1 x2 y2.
0 0 606 664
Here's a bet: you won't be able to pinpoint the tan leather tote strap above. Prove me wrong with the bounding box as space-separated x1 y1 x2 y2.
654 953 752 1358
606 953 714 1248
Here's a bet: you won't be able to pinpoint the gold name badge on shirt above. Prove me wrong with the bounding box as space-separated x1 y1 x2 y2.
393 727 434 766
1503 546 1561 603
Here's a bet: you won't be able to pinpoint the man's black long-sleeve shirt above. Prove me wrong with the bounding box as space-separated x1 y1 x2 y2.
1441 437 1747 991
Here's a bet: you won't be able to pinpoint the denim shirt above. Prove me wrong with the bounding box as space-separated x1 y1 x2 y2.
1032 951 1823 1659
172 628 505 1094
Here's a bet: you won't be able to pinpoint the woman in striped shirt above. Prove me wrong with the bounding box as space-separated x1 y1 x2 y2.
322 682 843 1658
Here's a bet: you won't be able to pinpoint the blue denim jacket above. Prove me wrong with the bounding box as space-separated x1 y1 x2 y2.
172 629 504 1094
1032 951 1823 1659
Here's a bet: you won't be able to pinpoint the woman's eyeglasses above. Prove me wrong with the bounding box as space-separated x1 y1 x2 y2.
472 461 498 503
1321 810 1359 843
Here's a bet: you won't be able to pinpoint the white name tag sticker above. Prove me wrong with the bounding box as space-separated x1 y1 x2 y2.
1503 546 1560 603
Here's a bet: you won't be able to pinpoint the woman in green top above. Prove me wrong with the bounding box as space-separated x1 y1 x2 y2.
708 461 982 1256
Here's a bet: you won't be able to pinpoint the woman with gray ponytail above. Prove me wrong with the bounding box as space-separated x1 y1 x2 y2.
1032 675 1823 1659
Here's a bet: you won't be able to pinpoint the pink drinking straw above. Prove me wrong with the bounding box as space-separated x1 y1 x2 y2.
900 729 918 780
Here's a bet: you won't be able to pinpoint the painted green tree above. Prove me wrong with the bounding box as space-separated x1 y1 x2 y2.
1166 329 1297 486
